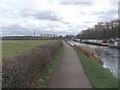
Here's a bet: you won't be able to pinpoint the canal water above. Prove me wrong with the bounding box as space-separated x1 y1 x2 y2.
68 40 119 78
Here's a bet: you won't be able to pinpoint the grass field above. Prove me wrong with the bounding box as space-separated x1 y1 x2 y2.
74 47 118 88
2 40 57 57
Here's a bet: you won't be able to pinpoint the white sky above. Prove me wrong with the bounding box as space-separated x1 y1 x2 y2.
0 0 119 36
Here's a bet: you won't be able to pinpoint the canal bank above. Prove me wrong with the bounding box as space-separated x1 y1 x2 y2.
74 46 118 88
68 40 119 78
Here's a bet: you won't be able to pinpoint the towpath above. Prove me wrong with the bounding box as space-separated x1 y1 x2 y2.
47 41 92 88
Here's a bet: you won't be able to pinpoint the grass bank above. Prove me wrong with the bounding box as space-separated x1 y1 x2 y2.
37 46 64 88
2 40 57 57
74 47 118 88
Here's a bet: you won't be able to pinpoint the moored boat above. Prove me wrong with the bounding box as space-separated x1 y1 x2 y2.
108 41 120 49
80 39 120 49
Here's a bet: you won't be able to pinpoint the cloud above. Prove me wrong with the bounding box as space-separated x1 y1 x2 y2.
91 2 118 22
99 10 118 21
1 22 77 36
21 9 62 21
0 0 118 36
34 10 62 21
60 1 93 6
20 9 36 17
2 24 31 36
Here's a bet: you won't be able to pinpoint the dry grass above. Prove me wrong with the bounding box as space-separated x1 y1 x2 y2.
73 45 103 65
2 40 63 88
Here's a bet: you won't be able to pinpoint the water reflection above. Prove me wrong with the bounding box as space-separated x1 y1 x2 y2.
68 40 118 78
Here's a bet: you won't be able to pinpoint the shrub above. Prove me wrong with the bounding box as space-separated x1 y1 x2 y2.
2 40 63 88
73 45 103 65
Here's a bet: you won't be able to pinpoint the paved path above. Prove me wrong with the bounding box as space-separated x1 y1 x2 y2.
47 41 92 88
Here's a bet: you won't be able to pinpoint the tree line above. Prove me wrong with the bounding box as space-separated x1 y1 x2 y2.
77 20 120 40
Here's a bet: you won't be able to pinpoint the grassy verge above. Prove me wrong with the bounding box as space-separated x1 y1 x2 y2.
37 46 64 88
74 47 118 88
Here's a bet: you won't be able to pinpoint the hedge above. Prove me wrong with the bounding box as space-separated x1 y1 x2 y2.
2 40 63 88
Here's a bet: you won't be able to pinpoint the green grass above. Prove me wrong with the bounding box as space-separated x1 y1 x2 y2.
47 46 64 74
74 47 118 88
2 40 57 57
37 46 64 88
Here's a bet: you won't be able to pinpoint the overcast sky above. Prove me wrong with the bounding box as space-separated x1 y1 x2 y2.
0 0 119 36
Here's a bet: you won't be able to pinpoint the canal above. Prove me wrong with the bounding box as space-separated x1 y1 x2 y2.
68 40 119 78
